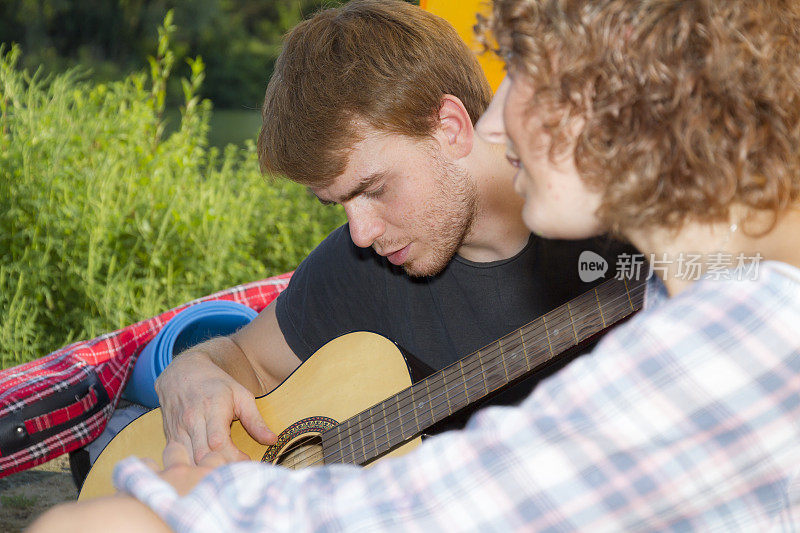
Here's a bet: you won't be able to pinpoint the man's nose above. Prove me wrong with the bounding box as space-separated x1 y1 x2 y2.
344 200 384 248
475 76 510 145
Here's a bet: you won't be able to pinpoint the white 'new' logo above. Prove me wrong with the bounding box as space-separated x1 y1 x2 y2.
578 251 608 282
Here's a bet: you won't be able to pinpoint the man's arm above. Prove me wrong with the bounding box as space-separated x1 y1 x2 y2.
28 445 222 533
154 299 302 464
27 495 171 533
156 224 372 464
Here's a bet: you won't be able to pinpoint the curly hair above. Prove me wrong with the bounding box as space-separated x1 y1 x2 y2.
480 0 800 233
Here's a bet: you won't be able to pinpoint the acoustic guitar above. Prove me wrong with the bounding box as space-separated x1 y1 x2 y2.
79 275 647 500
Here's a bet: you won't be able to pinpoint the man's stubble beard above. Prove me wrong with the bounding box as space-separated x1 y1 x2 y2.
402 159 478 278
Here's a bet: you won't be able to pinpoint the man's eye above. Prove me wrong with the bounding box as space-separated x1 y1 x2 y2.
363 185 385 199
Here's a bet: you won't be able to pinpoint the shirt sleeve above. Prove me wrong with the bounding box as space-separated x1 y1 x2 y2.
115 396 572 532
108 315 708 532
114 266 800 531
274 224 387 361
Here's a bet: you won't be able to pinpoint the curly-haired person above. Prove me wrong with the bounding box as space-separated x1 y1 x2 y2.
31 1 800 531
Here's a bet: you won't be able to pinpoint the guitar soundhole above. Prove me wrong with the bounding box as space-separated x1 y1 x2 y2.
273 435 324 470
261 415 338 469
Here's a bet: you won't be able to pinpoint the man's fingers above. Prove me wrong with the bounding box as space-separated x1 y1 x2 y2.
233 393 277 445
197 451 227 469
184 414 211 465
163 422 198 467
205 416 249 462
140 457 159 471
162 442 193 469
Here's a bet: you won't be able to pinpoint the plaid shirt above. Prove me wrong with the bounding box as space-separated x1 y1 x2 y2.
115 261 800 532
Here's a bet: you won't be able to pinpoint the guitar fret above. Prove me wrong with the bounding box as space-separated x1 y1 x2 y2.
519 328 531 372
369 405 381 460
341 423 353 464
624 278 635 311
395 387 415 448
446 360 468 410
464 354 484 404
394 391 408 442
484 352 507 391
594 287 607 328
354 415 364 465
400 387 416 439
358 411 369 465
321 426 343 464
597 278 628 324
462 376 477 405
542 314 555 359
350 411 366 464
81 278 655 497
429 375 449 423
410 383 422 436
452 356 478 412
360 408 372 462
380 401 390 453
498 337 511 383
458 359 471 404
441 369 453 417
525 319 552 368
414 381 433 430
547 310 578 355
319 277 646 469
343 420 355 465
478 349 489 397
567 301 579 344
572 299 602 343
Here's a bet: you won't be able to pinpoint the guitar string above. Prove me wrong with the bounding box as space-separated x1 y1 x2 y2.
281 282 647 470
278 281 647 470
316 278 638 462
277 281 647 470
278 281 646 470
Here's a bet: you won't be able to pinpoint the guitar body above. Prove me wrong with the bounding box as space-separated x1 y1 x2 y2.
80 276 645 501
79 331 421 500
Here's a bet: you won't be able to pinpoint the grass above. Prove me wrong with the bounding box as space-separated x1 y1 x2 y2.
1 493 39 509
0 14 346 368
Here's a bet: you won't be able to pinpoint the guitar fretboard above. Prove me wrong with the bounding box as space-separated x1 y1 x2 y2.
320 275 647 466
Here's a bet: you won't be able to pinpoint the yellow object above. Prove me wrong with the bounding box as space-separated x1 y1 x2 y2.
79 332 421 500
421 0 505 92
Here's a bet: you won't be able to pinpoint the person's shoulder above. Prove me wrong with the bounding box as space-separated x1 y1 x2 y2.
291 223 394 289
595 261 800 364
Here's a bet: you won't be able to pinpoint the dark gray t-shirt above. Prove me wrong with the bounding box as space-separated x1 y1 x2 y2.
276 225 633 413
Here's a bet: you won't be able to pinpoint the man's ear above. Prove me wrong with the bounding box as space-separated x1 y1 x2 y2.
434 94 474 160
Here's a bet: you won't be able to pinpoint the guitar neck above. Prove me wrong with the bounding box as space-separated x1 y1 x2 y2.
322 276 648 466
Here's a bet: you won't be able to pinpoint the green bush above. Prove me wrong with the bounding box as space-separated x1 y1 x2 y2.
0 15 346 368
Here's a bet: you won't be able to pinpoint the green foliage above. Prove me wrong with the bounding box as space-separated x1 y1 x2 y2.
1 492 39 509
0 20 346 368
0 1 419 109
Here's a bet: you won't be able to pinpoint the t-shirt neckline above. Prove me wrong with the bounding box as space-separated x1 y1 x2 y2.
453 233 536 269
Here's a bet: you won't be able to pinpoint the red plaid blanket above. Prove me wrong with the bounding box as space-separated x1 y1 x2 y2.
0 272 292 479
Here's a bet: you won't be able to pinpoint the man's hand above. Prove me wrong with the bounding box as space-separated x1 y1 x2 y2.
154 346 277 465
142 442 228 496
27 444 229 533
